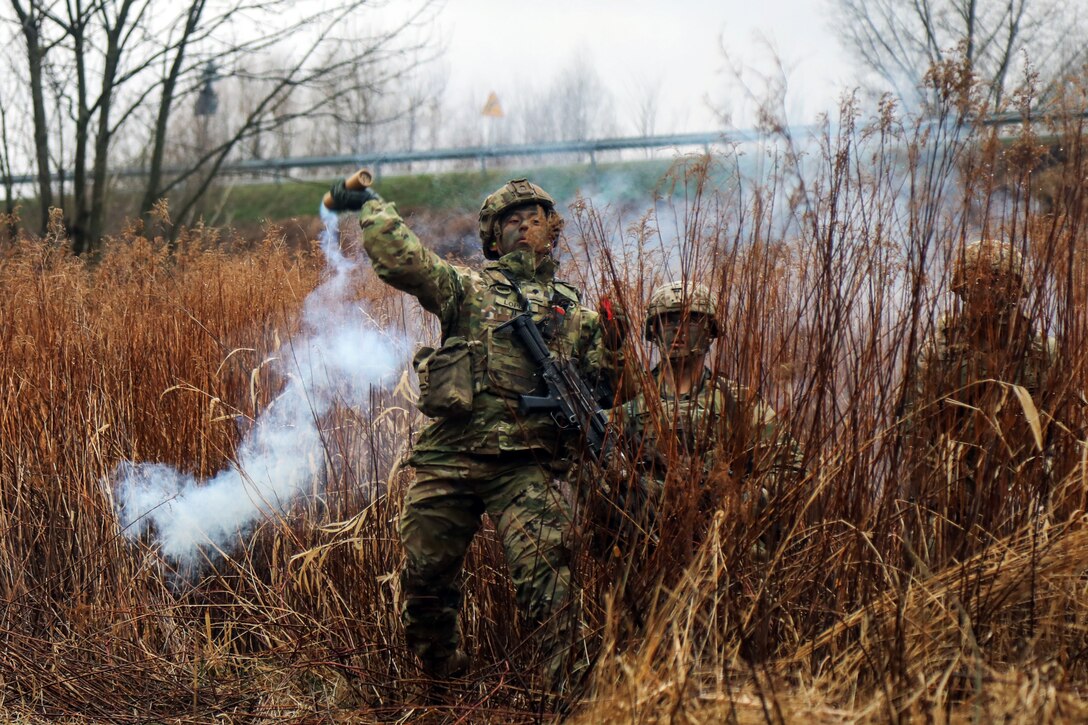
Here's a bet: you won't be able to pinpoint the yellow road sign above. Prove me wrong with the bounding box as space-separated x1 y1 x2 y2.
481 92 504 118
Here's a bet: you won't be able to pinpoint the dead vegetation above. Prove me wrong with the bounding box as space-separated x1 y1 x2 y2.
2 75 1088 722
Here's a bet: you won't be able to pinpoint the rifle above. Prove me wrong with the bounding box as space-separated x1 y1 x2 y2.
497 311 612 462
499 308 663 547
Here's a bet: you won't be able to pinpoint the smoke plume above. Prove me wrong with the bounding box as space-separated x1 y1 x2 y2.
112 205 405 568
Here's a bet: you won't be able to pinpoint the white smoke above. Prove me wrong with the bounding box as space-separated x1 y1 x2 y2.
112 204 405 568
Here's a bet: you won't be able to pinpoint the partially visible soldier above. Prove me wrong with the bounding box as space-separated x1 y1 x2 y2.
326 176 625 688
592 280 803 555
902 238 1058 570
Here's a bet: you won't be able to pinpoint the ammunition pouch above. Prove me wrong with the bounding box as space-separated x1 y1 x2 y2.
413 336 479 419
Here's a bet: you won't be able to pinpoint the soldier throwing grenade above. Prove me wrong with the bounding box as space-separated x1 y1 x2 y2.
326 177 625 687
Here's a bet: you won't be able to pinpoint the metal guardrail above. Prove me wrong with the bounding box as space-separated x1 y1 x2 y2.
5 131 741 185
7 111 1084 186
228 131 739 172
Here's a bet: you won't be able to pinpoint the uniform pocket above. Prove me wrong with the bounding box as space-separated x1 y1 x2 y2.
413 336 477 418
484 325 542 398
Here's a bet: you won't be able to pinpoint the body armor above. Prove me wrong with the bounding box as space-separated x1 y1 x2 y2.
442 263 583 399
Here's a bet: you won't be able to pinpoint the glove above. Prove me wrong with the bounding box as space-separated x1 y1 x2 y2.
598 296 629 351
326 179 381 211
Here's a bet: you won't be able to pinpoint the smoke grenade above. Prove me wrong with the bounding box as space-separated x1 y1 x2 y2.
111 203 404 569
323 168 373 210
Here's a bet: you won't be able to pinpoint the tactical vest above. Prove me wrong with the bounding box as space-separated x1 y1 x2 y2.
447 263 584 401
939 337 1054 394
931 320 1055 405
631 375 743 456
919 318 1058 463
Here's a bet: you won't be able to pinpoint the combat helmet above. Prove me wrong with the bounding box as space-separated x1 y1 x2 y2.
478 178 562 259
644 280 721 342
950 239 1028 301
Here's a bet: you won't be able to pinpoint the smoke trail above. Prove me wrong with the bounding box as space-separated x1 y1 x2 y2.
112 204 405 568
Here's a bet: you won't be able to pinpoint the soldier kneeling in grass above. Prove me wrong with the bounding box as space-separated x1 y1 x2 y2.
586 280 803 562
902 239 1060 573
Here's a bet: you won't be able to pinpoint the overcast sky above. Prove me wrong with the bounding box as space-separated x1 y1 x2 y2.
434 0 858 135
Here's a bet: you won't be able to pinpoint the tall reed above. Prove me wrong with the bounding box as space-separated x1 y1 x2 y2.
2 68 1088 722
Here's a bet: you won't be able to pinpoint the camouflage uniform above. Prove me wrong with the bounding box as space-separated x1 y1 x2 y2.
592 282 802 549
614 369 800 493
357 180 620 681
904 240 1057 568
602 367 803 545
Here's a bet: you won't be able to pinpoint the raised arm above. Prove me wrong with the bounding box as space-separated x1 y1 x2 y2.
359 200 462 327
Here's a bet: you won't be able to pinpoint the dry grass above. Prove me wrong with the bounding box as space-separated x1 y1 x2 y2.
3 73 1088 722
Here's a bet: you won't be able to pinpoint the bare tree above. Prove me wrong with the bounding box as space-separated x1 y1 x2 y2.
514 82 555 145
9 0 54 231
550 52 616 141
136 0 207 230
0 100 15 225
833 0 1082 111
628 74 663 138
401 66 447 155
509 52 617 154
0 34 17 222
437 90 486 162
2 0 440 251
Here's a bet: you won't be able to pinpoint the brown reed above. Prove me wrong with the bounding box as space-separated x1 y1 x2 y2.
2 73 1088 722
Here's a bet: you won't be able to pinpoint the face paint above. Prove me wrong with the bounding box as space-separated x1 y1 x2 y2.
498 204 550 256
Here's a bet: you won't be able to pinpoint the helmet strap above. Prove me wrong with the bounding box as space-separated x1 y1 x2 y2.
658 352 708 397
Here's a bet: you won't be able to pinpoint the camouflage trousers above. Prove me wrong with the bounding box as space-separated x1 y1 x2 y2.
399 448 581 683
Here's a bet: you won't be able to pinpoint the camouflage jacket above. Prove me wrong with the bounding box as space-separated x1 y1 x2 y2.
906 310 1059 466
910 311 1057 421
610 366 803 488
360 199 621 455
917 311 1054 388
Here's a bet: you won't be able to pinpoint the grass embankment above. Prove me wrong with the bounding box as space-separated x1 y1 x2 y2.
3 81 1088 722
5 158 675 241
220 158 673 225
